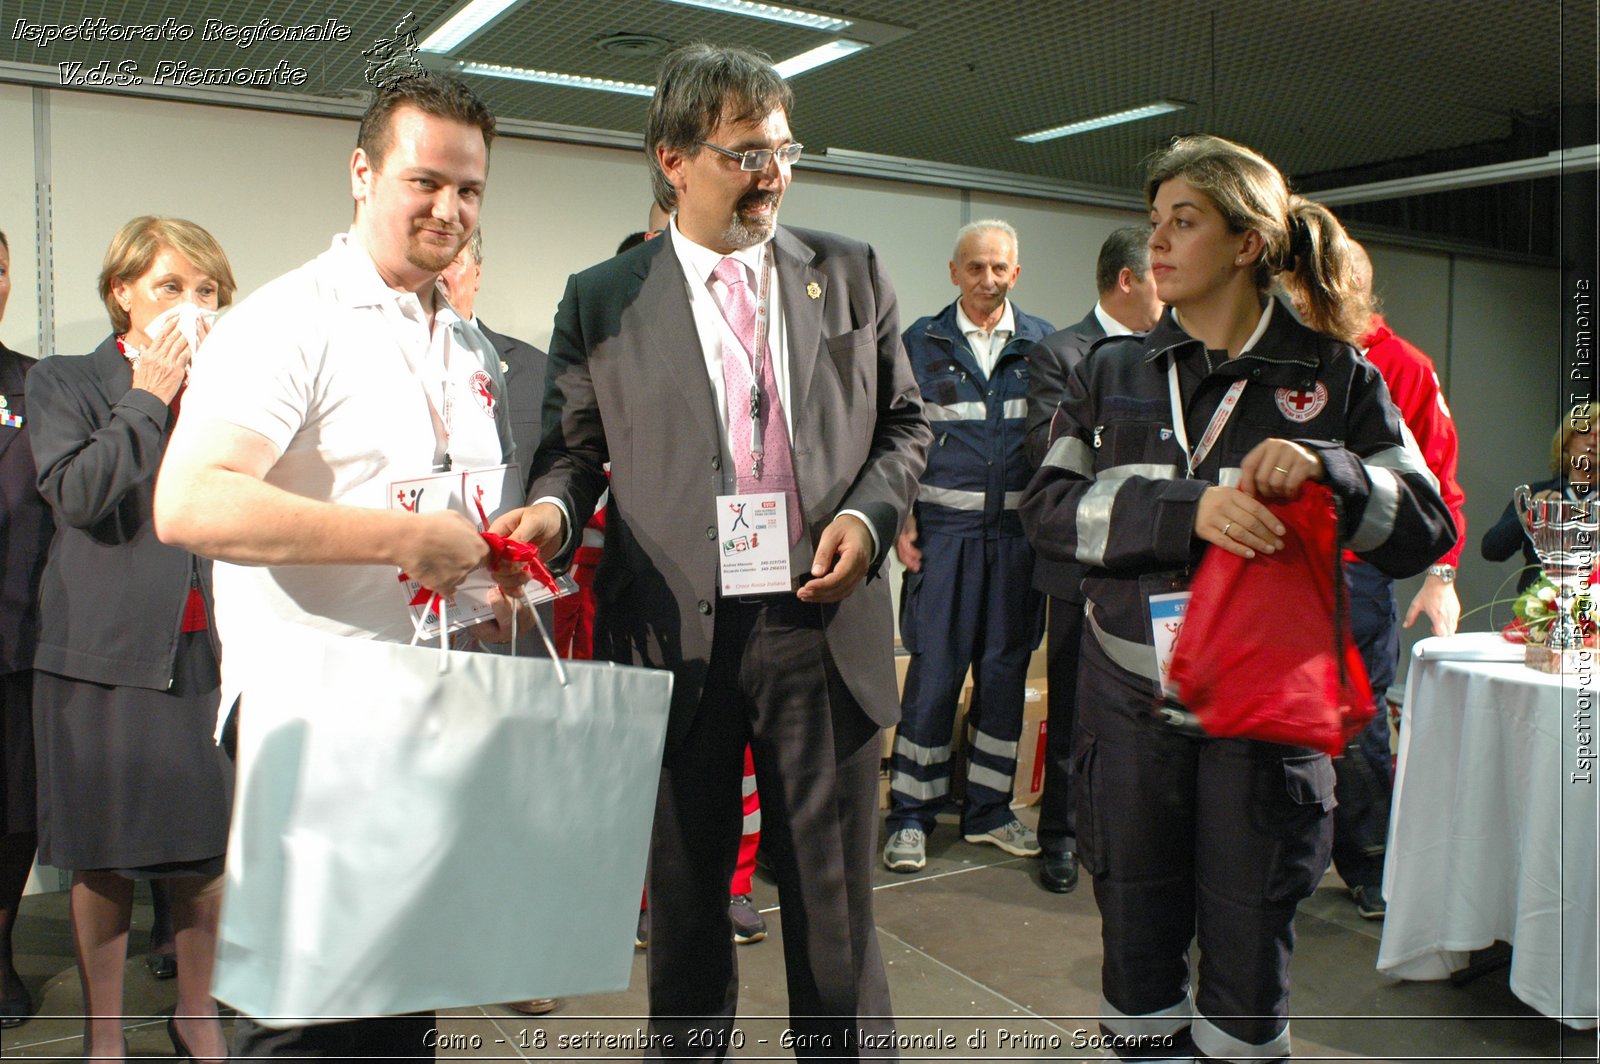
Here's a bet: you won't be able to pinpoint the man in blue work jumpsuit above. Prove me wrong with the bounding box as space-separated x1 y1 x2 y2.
883 220 1053 872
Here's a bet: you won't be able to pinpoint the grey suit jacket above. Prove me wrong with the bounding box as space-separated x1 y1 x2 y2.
477 320 547 494
1024 309 1104 602
528 225 930 749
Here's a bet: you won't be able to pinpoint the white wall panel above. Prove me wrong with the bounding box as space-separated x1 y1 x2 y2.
47 91 355 355
0 84 39 355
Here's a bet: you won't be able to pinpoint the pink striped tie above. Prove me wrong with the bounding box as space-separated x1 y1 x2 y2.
714 257 801 546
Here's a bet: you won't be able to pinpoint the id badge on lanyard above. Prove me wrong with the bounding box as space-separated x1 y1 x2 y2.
1140 572 1192 699
1142 572 1206 735
716 493 791 595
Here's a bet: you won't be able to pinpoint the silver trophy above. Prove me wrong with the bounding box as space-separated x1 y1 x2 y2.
1515 484 1600 671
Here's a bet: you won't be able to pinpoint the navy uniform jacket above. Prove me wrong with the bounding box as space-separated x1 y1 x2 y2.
1024 308 1107 602
0 343 53 675
1020 300 1456 665
902 298 1052 539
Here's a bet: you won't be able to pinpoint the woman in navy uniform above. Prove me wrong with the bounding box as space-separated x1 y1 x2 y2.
1021 136 1455 1063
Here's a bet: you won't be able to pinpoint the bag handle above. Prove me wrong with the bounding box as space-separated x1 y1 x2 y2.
406 585 571 686
515 585 570 687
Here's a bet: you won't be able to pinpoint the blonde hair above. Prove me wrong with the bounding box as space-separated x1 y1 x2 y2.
1146 135 1371 345
1553 404 1595 475
98 216 236 334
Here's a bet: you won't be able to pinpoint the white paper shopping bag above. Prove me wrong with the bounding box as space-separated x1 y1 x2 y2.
212 626 672 1024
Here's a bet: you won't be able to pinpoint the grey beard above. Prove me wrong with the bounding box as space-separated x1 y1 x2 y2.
721 206 777 249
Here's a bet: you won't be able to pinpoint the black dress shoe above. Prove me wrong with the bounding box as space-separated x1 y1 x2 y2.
1039 850 1079 894
145 951 178 980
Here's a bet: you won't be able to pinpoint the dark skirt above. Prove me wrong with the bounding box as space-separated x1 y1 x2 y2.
1 669 36 836
33 630 233 874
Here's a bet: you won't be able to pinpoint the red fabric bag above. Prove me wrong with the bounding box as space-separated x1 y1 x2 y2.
1167 483 1373 756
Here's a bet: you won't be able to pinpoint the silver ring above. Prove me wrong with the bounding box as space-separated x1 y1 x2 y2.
1273 465 1291 475
1222 521 1233 537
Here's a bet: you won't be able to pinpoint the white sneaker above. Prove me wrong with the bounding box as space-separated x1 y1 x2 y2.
882 827 927 872
964 819 1042 857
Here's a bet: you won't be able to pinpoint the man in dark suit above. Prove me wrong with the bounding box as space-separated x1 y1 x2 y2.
1023 225 1161 894
501 43 929 1059
439 229 546 493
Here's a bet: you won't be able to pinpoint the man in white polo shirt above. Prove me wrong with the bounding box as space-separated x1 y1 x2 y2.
155 73 515 1059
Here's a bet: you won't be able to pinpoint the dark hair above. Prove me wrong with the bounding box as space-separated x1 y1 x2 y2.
357 73 496 170
1095 225 1152 293
0 228 8 252
616 231 650 255
98 216 236 334
1146 135 1370 345
645 43 793 211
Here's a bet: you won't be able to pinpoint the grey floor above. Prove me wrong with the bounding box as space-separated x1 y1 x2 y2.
3 805 1595 1062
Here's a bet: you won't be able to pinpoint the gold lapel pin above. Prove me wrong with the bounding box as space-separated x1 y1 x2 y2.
806 281 821 300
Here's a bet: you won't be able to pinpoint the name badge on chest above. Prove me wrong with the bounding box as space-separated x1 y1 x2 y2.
716 492 791 596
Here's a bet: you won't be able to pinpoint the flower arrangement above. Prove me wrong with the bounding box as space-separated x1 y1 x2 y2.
1502 572 1600 646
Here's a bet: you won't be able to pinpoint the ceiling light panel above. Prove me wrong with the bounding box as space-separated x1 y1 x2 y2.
458 61 656 97
420 0 524 54
1016 101 1188 144
773 39 868 79
656 0 851 33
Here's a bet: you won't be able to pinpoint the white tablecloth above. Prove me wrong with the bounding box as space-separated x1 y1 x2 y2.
1377 634 1598 1029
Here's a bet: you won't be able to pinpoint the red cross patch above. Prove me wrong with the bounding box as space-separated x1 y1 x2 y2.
1274 382 1327 423
469 370 496 417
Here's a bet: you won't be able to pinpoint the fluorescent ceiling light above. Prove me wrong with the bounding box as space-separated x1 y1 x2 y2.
773 39 868 78
657 0 851 33
420 0 523 53
458 62 656 97
1017 101 1187 144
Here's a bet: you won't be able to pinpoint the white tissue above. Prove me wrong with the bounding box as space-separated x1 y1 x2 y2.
143 302 217 356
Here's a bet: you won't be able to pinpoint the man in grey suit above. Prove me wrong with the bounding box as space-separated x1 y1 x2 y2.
499 43 929 1059
1024 225 1161 895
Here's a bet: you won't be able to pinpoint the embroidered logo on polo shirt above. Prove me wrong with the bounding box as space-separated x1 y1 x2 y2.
469 370 497 417
1274 383 1327 423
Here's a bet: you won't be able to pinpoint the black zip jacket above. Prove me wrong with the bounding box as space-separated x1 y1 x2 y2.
1020 299 1457 653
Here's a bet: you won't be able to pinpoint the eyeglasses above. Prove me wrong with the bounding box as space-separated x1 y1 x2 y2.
697 140 804 171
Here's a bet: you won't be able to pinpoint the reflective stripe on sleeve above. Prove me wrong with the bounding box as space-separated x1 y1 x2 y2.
1347 465 1401 551
1074 463 1180 566
1042 435 1095 478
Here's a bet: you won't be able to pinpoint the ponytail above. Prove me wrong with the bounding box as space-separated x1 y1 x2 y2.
1283 197 1371 346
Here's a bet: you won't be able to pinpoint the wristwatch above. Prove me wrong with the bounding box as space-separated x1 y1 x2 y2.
1427 564 1457 584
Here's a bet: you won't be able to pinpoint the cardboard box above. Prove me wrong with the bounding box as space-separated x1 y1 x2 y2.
1010 682 1049 807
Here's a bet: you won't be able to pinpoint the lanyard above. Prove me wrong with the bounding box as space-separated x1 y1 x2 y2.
720 249 774 478
1166 360 1247 479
